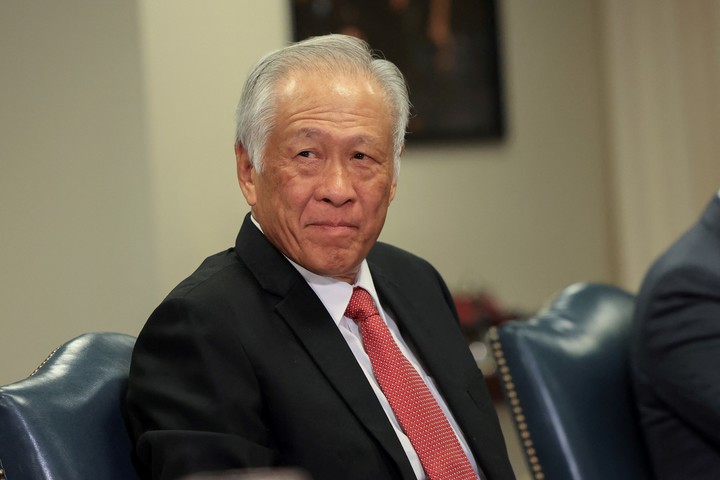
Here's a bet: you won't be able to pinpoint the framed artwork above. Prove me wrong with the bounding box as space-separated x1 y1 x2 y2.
291 0 505 142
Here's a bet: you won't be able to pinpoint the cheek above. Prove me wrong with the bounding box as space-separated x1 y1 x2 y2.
364 180 396 209
265 176 316 218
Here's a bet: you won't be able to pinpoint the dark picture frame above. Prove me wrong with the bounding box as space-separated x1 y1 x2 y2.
291 0 505 142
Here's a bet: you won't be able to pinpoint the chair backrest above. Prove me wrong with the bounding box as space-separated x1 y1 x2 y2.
489 283 651 480
0 332 139 480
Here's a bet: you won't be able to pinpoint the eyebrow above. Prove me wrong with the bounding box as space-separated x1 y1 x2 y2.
295 127 377 146
297 127 321 138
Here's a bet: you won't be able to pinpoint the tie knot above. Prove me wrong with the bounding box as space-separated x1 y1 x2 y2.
344 287 379 323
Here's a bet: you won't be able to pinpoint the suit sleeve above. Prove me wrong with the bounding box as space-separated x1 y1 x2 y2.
126 297 278 480
640 264 720 447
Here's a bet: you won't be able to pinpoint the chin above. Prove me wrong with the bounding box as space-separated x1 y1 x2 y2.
311 259 361 282
298 243 367 277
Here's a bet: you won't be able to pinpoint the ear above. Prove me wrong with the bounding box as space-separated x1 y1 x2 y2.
235 143 257 206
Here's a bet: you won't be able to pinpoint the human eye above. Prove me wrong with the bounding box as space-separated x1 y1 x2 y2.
295 150 322 162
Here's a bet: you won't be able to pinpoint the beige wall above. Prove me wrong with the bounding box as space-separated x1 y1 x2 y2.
1 0 613 384
1 0 155 383
136 1 291 297
602 0 720 290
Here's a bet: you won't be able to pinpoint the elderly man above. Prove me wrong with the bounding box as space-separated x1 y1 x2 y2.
631 191 720 479
126 34 515 480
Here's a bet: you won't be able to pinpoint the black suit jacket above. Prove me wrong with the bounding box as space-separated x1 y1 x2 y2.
126 214 515 480
631 195 720 479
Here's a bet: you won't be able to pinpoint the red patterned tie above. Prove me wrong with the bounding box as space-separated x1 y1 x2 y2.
345 287 478 480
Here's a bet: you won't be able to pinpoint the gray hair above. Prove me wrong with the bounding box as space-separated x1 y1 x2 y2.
235 34 410 177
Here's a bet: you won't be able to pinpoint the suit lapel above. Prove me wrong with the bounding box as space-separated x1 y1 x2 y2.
371 262 512 479
370 266 469 389
234 215 416 480
277 283 416 479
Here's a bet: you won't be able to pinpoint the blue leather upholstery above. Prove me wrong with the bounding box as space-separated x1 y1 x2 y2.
489 283 651 480
0 332 139 480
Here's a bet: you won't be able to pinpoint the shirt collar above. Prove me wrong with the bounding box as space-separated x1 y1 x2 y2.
287 257 381 327
249 214 381 326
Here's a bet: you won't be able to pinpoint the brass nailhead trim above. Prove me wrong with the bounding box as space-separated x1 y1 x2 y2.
30 345 61 376
488 327 545 480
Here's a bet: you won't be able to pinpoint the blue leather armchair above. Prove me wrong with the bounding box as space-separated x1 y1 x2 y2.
0 332 139 480
489 283 652 480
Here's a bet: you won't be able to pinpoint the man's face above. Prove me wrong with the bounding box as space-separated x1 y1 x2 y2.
236 70 398 283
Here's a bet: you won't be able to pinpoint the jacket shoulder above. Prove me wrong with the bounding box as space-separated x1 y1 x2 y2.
368 242 434 271
367 242 447 290
163 248 252 302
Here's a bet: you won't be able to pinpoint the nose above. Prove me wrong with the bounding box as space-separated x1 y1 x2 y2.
319 159 355 207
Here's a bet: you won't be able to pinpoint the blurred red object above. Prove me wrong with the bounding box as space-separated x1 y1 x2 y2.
453 291 513 330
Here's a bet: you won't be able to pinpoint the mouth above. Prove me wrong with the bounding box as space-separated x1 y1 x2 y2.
306 221 359 232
